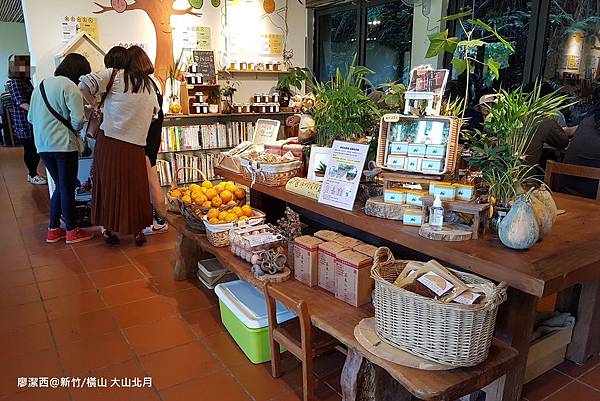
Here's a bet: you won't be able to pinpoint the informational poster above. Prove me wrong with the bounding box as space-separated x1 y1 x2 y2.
61 16 99 44
260 33 283 55
318 141 369 211
174 25 211 50
192 50 217 84
115 42 150 52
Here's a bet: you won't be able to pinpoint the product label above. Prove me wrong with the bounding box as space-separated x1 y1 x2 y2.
417 272 454 296
453 290 482 305
244 233 283 247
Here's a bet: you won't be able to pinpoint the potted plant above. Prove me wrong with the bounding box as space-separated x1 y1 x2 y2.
166 64 182 114
276 67 311 107
314 161 327 178
220 72 239 114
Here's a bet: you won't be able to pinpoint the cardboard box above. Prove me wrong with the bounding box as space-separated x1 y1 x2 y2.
333 236 364 248
353 243 378 259
294 236 324 287
335 250 374 307
318 242 349 293
314 230 341 242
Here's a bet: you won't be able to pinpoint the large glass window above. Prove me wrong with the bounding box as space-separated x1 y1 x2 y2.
317 9 358 80
542 1 600 125
315 1 413 85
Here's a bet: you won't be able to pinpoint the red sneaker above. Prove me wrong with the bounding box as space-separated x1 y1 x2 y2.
66 228 95 244
46 228 66 243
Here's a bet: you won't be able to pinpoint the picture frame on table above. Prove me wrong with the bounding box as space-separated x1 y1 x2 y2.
307 146 332 182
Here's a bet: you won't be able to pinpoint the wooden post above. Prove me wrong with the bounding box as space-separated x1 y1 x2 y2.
494 288 538 401
341 348 413 401
563 279 600 364
174 232 199 281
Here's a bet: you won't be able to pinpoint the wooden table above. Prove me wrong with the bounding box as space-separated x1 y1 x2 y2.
213 167 600 401
167 214 517 401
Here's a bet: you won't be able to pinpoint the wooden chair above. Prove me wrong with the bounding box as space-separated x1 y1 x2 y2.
544 160 600 201
264 282 340 401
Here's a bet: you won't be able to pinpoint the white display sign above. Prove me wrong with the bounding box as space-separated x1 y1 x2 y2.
318 141 369 211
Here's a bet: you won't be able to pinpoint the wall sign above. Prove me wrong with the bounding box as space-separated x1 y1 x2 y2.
192 50 217 84
62 16 99 44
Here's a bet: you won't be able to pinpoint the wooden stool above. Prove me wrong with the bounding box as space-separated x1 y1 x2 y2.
264 282 341 401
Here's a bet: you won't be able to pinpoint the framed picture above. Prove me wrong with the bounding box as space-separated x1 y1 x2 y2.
307 146 332 182
407 66 449 97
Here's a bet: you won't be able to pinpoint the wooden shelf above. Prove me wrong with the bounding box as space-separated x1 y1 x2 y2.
165 112 293 118
166 213 518 401
219 69 288 75
215 166 600 297
158 147 232 154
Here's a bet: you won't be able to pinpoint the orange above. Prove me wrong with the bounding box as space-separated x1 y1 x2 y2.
227 200 237 207
207 208 219 219
200 187 208 194
189 183 201 192
205 188 217 200
225 213 237 223
212 196 223 207
220 190 233 203
225 182 237 192
241 205 253 217
238 215 249 221
208 217 219 224
234 188 246 200
193 194 207 205
181 195 192 203
202 200 212 208
231 206 243 217
214 184 225 194
201 181 213 189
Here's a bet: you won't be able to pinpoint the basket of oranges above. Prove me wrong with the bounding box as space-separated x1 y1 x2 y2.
202 205 265 247
167 168 247 232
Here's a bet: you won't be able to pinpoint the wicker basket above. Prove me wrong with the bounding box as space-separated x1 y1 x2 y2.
202 210 266 247
371 247 507 367
240 158 302 187
166 167 208 214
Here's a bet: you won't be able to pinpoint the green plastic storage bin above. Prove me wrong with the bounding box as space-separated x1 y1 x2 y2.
215 280 295 364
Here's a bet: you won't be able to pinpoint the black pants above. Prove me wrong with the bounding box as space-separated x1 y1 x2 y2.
39 152 79 230
21 138 40 177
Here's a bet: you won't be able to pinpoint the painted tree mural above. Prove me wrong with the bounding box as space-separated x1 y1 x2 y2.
93 0 201 84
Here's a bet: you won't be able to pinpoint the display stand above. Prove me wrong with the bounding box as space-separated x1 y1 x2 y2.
420 195 490 239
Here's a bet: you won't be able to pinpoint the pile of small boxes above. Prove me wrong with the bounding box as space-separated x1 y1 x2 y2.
382 181 476 226
386 142 447 173
293 230 376 307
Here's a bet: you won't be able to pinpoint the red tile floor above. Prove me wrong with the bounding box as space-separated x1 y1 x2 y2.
0 146 599 401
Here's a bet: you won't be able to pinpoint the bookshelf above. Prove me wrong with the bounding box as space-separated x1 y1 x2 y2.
158 113 292 187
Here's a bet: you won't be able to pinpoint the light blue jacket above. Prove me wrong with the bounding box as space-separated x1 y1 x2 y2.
28 76 85 153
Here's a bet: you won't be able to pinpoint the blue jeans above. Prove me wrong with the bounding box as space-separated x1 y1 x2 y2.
39 152 78 230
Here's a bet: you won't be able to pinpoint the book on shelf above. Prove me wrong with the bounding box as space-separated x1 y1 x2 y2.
160 122 256 153
157 152 218 186
159 126 201 152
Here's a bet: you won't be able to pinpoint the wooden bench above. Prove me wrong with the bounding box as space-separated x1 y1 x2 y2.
168 214 518 401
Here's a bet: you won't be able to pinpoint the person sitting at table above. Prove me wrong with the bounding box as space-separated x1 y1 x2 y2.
558 111 600 199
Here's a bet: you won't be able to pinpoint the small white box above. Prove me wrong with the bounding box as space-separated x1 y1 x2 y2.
407 143 427 156
406 157 422 171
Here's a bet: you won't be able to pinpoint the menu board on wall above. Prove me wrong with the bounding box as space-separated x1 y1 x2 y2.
192 50 217 84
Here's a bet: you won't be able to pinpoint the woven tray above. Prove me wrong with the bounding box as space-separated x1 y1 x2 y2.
371 247 507 367
239 158 302 187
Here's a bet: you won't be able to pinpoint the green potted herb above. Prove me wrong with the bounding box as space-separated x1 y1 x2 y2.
220 71 239 114
276 67 311 107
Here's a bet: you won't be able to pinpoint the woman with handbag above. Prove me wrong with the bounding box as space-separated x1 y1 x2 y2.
27 53 95 244
79 45 159 246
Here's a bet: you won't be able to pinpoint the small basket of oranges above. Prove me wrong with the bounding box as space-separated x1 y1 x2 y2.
168 167 247 232
202 205 265 247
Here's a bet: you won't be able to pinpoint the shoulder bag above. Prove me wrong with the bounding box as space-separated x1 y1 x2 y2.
39 81 87 155
86 68 117 139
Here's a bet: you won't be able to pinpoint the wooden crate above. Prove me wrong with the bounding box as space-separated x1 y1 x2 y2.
180 82 221 115
524 326 574 383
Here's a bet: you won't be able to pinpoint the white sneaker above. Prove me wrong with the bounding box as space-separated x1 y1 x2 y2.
143 220 168 235
27 175 48 185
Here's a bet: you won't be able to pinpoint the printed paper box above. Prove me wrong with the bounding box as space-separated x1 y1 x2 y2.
294 235 324 287
318 241 349 293
335 250 374 307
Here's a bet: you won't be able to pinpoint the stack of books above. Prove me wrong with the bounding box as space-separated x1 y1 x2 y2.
159 126 201 152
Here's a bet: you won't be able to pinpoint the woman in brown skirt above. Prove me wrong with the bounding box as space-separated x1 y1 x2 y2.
79 46 160 246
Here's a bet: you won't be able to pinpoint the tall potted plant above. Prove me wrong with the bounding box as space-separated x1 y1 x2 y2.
276 67 311 107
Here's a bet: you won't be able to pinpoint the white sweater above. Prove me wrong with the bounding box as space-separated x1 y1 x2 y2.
80 68 159 146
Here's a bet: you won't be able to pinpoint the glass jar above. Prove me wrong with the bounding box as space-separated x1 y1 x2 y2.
233 104 243 113
248 62 255 71
195 92 204 103
197 74 204 84
265 62 273 71
261 94 270 103
253 94 262 103
239 61 247 70
188 62 199 73
192 102 202 114
186 75 194 85
200 103 209 114
242 104 251 113
229 61 238 71
271 92 280 103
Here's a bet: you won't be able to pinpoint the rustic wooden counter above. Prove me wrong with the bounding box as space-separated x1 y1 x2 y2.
167 214 518 401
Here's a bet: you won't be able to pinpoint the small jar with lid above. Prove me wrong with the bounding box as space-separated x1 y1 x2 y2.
239 61 247 70
188 62 199 73
273 62 280 71
195 92 205 103
233 104 243 113
258 103 267 113
186 75 194 85
265 62 273 71
271 92 280 103
247 62 255 71
229 61 238 71
200 103 209 114
256 62 264 71
272 102 280 112
197 74 204 84
242 104 251 113
253 94 262 103
261 93 270 103
192 103 202 114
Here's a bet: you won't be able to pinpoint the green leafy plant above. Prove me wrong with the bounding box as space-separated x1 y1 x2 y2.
276 67 312 98
465 83 574 206
315 161 327 176
425 10 514 116
312 59 381 147
377 81 407 112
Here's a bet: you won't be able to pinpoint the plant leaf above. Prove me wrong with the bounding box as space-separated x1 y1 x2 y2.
426 30 449 58
452 59 467 75
440 10 472 22
458 39 486 47
486 58 501 80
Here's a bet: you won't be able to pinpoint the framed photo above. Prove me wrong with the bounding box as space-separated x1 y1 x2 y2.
307 146 332 182
407 66 449 97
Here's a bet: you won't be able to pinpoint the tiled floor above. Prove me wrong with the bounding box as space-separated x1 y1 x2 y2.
1 145 599 401
0 147 342 401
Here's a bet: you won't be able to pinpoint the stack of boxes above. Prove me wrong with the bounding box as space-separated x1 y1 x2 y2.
385 142 447 174
294 230 376 307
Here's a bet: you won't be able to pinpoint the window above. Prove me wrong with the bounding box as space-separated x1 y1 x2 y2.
541 0 600 124
314 1 414 85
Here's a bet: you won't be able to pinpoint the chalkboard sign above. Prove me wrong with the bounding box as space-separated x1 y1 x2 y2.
192 50 216 84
